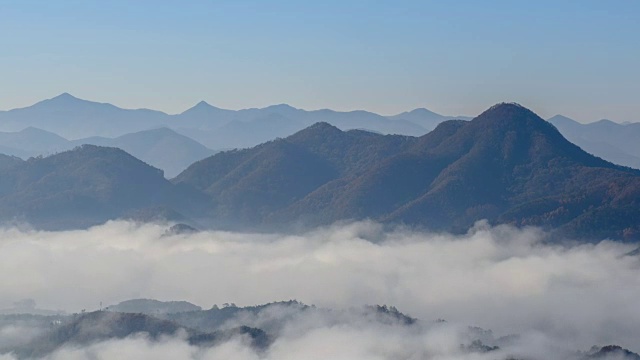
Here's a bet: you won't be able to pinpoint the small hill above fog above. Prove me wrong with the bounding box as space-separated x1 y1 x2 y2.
3 311 268 359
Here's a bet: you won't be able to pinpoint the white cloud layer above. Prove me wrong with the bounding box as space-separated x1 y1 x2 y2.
1 220 639 356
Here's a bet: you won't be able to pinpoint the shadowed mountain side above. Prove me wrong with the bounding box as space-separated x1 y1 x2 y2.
381 105 638 234
0 145 211 229
0 154 23 171
175 104 640 240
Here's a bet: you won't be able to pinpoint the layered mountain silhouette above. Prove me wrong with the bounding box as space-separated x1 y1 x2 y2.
0 127 215 178
388 107 472 130
549 114 640 169
0 127 69 155
0 93 169 138
3 311 268 359
0 93 466 150
175 103 640 240
0 102 638 240
71 128 216 178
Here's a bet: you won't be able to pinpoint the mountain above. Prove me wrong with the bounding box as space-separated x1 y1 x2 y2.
175 103 640 240
177 101 236 129
588 345 640 359
387 108 472 130
175 110 313 150
0 93 466 151
107 299 202 314
175 105 428 149
0 93 170 139
3 311 268 359
549 115 640 169
2 100 639 239
173 123 417 228
0 127 69 155
0 145 209 229
74 127 216 178
0 127 71 158
0 126 215 178
0 154 23 172
1 301 637 359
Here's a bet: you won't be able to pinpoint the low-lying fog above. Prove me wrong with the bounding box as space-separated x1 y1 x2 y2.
1 220 639 357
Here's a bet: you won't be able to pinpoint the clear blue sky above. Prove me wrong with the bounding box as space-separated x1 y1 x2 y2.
1 0 638 122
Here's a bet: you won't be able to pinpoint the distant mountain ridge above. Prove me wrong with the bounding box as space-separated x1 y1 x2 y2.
0 93 469 149
0 93 169 138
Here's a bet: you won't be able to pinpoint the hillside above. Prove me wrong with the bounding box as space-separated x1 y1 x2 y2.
3 311 268 359
0 301 636 359
175 103 640 240
174 123 417 227
0 145 209 229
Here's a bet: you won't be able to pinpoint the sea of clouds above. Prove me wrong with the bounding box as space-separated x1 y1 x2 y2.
1 220 639 358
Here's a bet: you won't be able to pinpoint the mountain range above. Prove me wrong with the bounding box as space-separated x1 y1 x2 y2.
0 102 638 240
0 126 215 178
174 103 640 240
548 115 640 169
0 300 636 359
0 93 468 148
2 93 639 176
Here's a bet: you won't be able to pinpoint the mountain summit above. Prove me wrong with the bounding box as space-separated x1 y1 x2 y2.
173 103 640 240
0 145 209 229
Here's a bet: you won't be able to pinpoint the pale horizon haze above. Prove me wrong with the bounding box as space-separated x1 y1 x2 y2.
1 0 639 122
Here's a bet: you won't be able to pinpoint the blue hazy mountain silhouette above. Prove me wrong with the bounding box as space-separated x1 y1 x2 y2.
548 114 640 169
